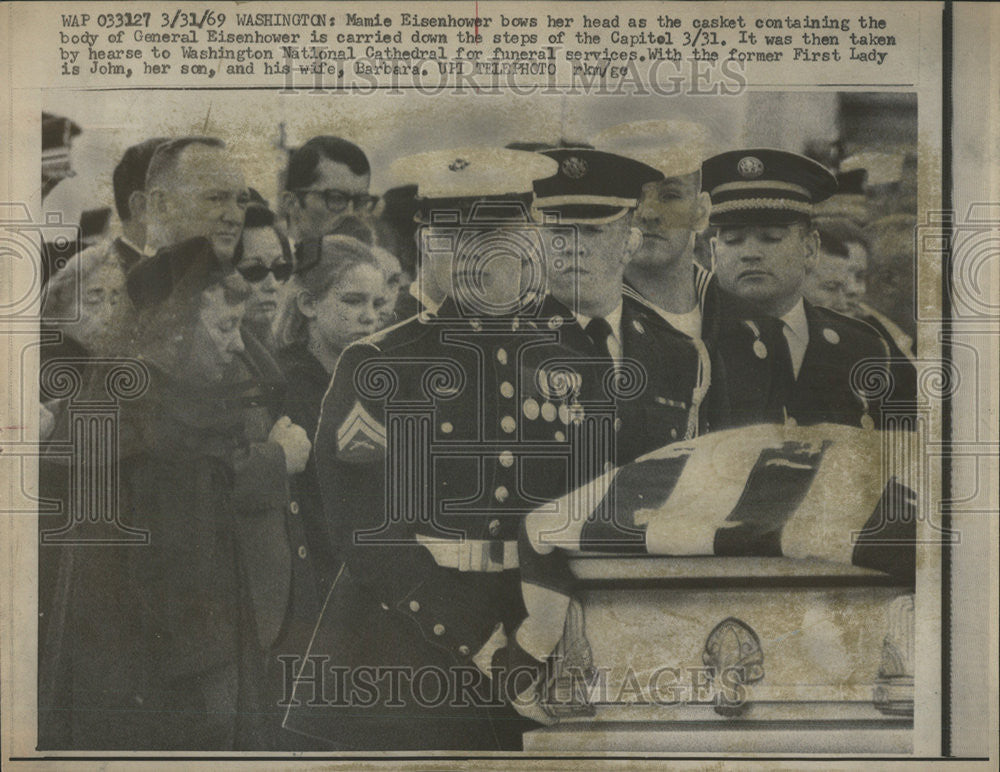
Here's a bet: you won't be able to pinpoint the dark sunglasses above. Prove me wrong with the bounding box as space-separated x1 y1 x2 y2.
294 188 379 213
237 262 294 283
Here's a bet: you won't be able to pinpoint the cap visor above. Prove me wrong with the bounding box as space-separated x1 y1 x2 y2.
532 204 629 225
710 208 809 227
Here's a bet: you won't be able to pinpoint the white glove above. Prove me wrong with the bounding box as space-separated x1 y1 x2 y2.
268 416 311 475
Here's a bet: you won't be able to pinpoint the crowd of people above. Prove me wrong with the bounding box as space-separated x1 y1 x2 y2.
37 122 918 751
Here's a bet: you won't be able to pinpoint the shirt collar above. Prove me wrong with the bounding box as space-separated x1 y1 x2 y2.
574 301 624 343
118 235 144 255
780 298 809 343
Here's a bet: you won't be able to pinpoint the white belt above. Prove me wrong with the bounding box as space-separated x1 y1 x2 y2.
416 534 519 572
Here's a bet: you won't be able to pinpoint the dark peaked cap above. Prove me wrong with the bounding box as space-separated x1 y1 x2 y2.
533 148 664 223
702 148 838 226
126 236 235 310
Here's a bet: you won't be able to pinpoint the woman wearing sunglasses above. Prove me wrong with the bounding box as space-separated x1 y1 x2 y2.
233 204 295 352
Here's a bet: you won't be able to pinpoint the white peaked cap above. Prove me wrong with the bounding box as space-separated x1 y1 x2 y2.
389 147 559 199
592 119 713 179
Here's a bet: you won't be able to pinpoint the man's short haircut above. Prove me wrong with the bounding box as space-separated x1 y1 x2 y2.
112 137 169 221
145 136 226 190
284 136 371 191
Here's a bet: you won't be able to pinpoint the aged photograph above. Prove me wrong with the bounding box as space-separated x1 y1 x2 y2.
4 1 998 767
31 87 924 753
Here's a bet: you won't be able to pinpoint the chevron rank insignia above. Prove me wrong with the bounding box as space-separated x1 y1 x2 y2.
336 401 387 460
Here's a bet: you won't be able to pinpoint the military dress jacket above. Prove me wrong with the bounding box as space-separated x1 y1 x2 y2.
707 295 915 429
538 293 709 467
285 298 595 749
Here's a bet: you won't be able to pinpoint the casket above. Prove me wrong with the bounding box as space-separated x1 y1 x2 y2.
524 554 914 753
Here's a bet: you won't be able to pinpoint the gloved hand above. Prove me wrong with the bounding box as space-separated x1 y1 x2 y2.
491 643 559 726
268 416 311 474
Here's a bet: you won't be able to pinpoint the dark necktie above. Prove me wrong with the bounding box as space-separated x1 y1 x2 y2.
584 317 614 360
760 317 795 419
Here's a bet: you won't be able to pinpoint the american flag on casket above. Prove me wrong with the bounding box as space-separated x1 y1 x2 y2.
513 423 918 666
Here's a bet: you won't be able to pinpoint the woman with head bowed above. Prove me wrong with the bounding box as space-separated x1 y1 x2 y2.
40 237 310 750
273 235 386 592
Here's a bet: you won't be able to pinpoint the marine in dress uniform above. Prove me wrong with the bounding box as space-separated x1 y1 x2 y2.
701 149 916 429
284 149 596 750
531 148 710 464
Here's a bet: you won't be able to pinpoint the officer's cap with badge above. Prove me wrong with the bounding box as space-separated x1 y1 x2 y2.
701 148 838 227
591 120 712 182
126 236 236 311
389 147 558 224
532 148 664 224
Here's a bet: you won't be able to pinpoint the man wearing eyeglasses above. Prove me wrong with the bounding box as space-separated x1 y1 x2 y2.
280 136 379 245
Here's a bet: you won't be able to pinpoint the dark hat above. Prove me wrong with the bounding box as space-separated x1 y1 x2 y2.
533 148 664 223
701 148 838 226
835 168 867 195
126 236 234 310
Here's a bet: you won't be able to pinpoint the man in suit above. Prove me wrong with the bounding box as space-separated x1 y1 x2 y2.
286 148 589 750
703 149 915 429
110 137 168 270
280 136 378 246
530 147 710 466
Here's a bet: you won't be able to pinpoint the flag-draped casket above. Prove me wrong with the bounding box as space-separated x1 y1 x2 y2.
514 424 918 752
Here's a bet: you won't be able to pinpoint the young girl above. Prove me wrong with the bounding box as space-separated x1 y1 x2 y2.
273 234 386 594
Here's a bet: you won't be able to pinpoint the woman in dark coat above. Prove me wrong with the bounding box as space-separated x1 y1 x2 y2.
273 235 386 594
40 238 306 750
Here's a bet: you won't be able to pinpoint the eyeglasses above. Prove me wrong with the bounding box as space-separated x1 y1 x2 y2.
237 262 294 283
294 188 379 213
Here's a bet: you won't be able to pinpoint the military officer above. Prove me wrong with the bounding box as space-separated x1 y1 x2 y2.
284 148 594 751
702 148 915 429
530 147 710 465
